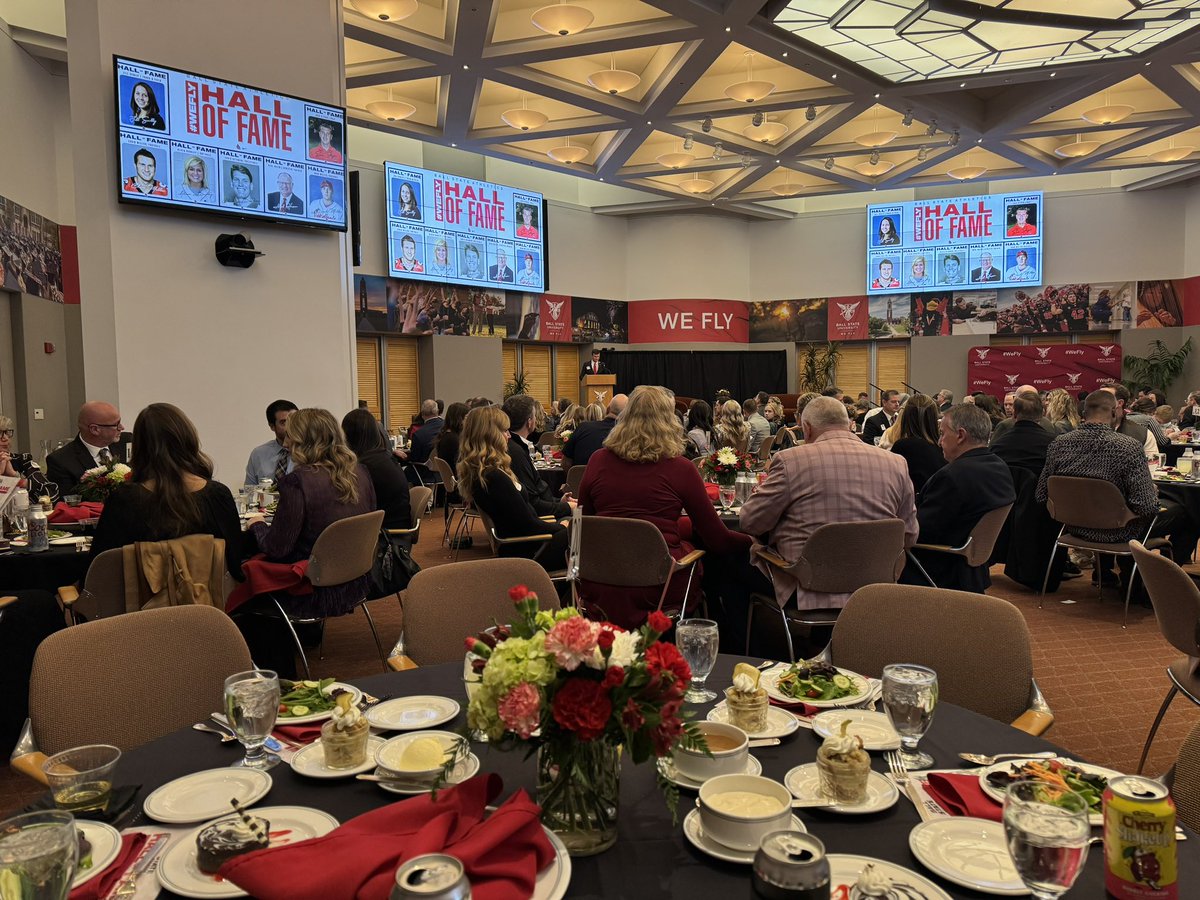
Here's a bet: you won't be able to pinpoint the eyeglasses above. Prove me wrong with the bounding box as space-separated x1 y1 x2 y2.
88 421 123 430
0 429 13 439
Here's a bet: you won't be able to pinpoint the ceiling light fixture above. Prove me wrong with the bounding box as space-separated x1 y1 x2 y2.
701 117 713 133
824 156 834 170
365 87 416 122
501 95 549 131
725 51 775 104
869 150 880 165
902 109 913 127
806 105 817 121
587 54 641 95
656 138 695 169
681 172 714 194
530 0 594 36
949 129 960 147
855 105 896 149
1055 133 1103 158
1149 140 1196 163
547 137 587 164
854 158 894 177
712 142 723 160
947 149 987 181
752 110 765 127
741 153 753 168
349 0 417 22
917 146 929 161
743 116 789 143
1081 90 1135 126
683 134 694 150
771 174 802 197
926 119 938 137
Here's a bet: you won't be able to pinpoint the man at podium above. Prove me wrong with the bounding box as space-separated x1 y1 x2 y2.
580 348 611 379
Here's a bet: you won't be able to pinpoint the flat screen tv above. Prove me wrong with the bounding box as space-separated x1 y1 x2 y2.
114 55 348 231
866 190 1042 294
384 161 547 293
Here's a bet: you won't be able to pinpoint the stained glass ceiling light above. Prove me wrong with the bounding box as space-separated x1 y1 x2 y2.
349 0 417 22
531 1 594 36
725 51 774 104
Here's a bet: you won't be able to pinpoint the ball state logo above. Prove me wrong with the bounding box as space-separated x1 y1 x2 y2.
546 300 565 321
975 349 990 360
1006 374 1020 385
1037 347 1051 359
1067 373 1081 384
837 302 861 322
1099 345 1116 357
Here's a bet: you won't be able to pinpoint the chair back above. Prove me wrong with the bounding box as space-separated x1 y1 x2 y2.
758 433 775 461
1046 476 1139 531
1130 541 1200 658
307 510 385 586
1176 718 1200 831
401 559 559 665
962 503 1014 566
429 457 457 492
796 519 906 592
72 549 127 620
564 465 586 497
409 486 433 521
829 584 1034 725
576 516 674 588
29 605 252 753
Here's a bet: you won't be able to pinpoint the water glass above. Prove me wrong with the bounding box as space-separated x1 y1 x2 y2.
1003 780 1090 899
0 810 79 900
719 486 736 511
224 669 281 770
42 745 121 813
881 663 938 769
676 619 720 703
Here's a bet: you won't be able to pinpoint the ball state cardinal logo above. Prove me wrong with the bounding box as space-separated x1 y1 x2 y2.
1099 345 1116 357
1037 347 1051 359
975 348 990 360
837 302 861 322
546 300 565 320
1006 374 1020 385
1068 373 1081 384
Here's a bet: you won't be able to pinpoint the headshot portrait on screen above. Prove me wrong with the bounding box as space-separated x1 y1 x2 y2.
515 204 540 240
971 251 1001 283
908 254 931 288
1006 204 1038 237
939 253 964 285
395 181 421 220
516 252 540 287
308 178 343 221
122 148 168 196
224 163 260 210
426 237 455 277
174 155 216 204
127 80 166 130
267 171 304 215
308 118 343 164
489 247 514 284
871 258 900 289
395 234 424 273
873 215 900 246
461 242 484 281
1005 249 1038 281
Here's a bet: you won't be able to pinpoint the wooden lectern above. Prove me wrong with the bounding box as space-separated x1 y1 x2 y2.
581 375 617 407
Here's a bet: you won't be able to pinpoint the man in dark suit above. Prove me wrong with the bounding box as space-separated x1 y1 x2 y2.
991 385 1056 442
970 251 1001 283
860 390 900 445
990 393 1056 476
488 249 514 283
562 394 627 469
46 401 124 494
503 394 571 517
579 349 612 380
266 172 304 215
904 403 1015 592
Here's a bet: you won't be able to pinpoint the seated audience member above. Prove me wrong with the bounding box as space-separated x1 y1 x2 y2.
1179 392 1200 428
973 393 1004 427
46 401 125 494
91 403 242 577
990 392 1057 476
763 397 786 435
562 394 627 469
0 415 52 498
456 406 568 570
578 385 751 629
889 394 946 496
432 402 469 476
543 400 562 433
1045 388 1080 434
1128 397 1169 452
394 399 444 484
860 390 900 445
744 398 771 454
1100 384 1157 458
991 385 1054 442
905 403 1015 592
936 389 954 413
581 403 605 423
342 408 412 530
714 399 750 452
244 399 297 487
686 400 716 457
555 404 581 438
1156 405 1176 427
503 394 571 517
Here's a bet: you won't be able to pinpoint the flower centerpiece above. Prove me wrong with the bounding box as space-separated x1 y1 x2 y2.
701 447 753 487
76 462 131 502
463 586 705 856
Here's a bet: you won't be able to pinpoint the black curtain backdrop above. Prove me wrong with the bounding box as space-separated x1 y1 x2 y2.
606 350 787 401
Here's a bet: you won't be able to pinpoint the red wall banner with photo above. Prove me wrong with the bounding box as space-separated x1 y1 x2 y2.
627 299 749 343
967 343 1122 398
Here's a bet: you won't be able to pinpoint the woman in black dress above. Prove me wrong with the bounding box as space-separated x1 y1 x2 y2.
888 393 946 497
341 408 411 531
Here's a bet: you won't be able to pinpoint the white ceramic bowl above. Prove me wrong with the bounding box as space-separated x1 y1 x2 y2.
375 730 459 780
672 722 749 782
697 774 794 852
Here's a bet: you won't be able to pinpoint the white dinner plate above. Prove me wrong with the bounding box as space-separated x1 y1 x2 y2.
909 818 1028 896
656 755 762 790
72 821 121 889
143 768 272 824
275 683 363 725
533 827 572 900
289 736 386 779
372 752 481 795
365 695 460 731
811 709 901 751
156 806 339 899
706 702 800 740
760 664 871 708
49 535 87 546
784 763 899 815
682 809 807 864
828 854 953 900
978 757 1120 824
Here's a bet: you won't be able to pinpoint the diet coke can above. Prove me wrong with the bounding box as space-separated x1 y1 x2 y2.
1104 775 1177 900
391 854 471 900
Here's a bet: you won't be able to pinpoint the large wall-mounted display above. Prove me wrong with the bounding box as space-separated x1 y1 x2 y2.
114 56 348 230
384 162 546 293
866 191 1043 295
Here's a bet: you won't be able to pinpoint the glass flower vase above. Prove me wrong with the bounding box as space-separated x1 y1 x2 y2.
536 739 621 857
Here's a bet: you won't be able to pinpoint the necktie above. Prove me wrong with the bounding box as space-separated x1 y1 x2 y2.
274 447 289 484
98 448 112 466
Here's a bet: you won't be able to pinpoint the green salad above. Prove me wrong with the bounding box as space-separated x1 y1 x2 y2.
775 661 861 702
277 677 345 718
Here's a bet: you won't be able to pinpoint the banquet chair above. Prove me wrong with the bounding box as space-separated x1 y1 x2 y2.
1040 476 1168 627
395 558 559 666
827 584 1053 736
1174 718 1200 831
905 503 1013 591
56 548 125 622
429 456 478 552
564 465 586 498
1129 541 1200 774
757 433 775 461
746 519 907 662
394 486 432 546
473 506 561 564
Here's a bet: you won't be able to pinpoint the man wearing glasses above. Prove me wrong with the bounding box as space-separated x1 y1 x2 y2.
46 401 125 495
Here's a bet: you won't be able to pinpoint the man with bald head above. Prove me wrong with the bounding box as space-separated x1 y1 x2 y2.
47 401 125 494
991 384 1054 442
562 393 628 469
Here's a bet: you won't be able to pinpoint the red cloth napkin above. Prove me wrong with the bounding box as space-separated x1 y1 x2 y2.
705 483 719 502
767 697 821 717
274 722 324 745
551 450 563 460
225 554 312 614
221 774 555 900
49 501 104 524
69 832 149 900
924 772 1003 821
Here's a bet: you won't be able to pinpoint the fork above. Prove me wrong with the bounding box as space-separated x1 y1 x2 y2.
885 750 908 783
112 837 166 898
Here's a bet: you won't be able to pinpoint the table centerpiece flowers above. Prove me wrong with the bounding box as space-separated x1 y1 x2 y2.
700 447 753 487
77 461 131 502
462 585 706 856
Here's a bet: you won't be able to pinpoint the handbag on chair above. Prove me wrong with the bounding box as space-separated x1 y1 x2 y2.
369 530 420 599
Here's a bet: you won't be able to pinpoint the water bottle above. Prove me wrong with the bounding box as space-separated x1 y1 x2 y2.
27 503 49 552
12 487 29 535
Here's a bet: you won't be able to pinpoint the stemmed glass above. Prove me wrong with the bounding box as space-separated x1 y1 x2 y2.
1003 780 1090 899
881 663 938 770
0 810 79 900
675 619 719 703
718 485 736 512
224 669 281 770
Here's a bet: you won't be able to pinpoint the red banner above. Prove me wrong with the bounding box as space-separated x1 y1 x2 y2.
627 299 749 343
826 295 870 341
538 294 572 342
967 343 1121 398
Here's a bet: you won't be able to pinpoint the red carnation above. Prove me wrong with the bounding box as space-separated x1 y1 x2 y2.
651 700 685 756
622 697 645 731
645 641 691 686
597 630 615 652
602 665 625 689
646 611 672 635
551 678 612 741
508 584 530 602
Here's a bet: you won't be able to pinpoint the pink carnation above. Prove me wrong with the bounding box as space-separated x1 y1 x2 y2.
497 683 541 739
544 617 600 670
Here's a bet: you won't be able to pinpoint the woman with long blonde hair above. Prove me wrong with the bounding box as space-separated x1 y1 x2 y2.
555 403 581 437
577 386 751 629
714 399 750 452
1045 388 1080 434
582 402 605 422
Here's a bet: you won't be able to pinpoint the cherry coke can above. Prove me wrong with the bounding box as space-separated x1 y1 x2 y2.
1103 775 1177 899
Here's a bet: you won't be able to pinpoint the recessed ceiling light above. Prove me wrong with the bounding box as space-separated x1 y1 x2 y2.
873 93 880 99
959 82 965 88
1050 72 1056 77
725 26 730 32
463 65 469 70
782 52 788 57
832 73 838 79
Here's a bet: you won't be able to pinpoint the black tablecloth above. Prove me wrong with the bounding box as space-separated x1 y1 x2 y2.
102 655 1199 899
0 545 91 592
535 466 568 497
1164 443 1200 466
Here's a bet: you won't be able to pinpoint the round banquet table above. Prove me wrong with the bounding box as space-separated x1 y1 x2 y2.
110 655 1198 899
534 464 568 497
0 544 91 592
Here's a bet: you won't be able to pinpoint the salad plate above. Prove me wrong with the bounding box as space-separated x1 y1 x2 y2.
275 680 362 725
657 755 762 790
72 821 121 889
364 695 460 731
289 736 386 778
143 768 272 824
682 809 806 864
783 763 899 815
811 709 900 751
908 818 1028 896
828 854 953 900
761 662 870 708
706 702 800 740
978 757 1120 823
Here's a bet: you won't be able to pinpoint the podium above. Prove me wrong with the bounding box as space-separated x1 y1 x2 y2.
581 375 617 407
